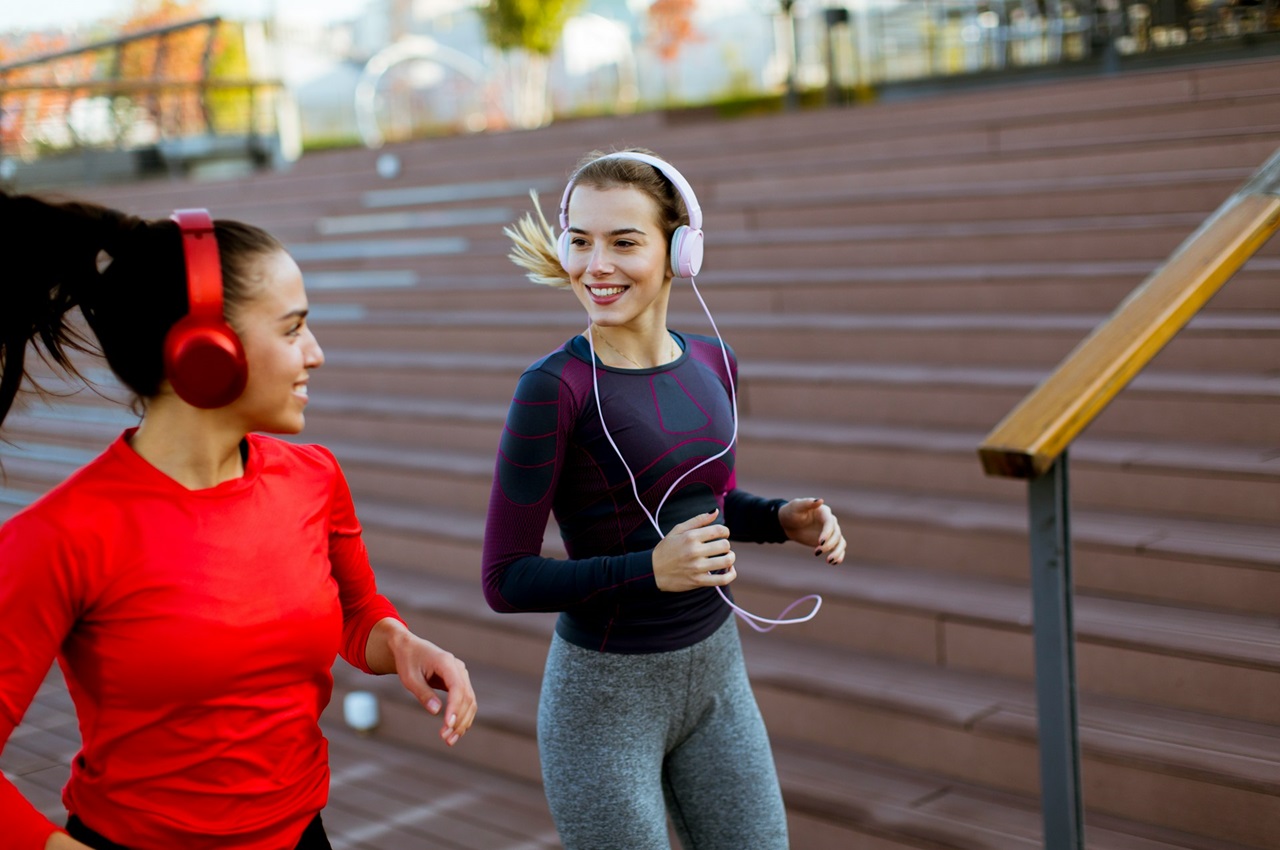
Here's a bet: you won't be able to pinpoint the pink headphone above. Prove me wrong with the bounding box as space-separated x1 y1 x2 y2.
557 151 704 279
163 209 248 409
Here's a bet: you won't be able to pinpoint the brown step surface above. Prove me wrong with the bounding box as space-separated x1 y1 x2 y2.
299 359 1280 446
365 549 1280 726
714 135 1280 206
277 208 1278 274
0 665 563 850
304 308 1280 372
331 569 1280 847
299 261 1280 314
303 418 1280 525
7 386 1275 615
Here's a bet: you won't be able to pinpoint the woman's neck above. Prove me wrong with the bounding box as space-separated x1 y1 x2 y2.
130 399 247 490
588 324 679 369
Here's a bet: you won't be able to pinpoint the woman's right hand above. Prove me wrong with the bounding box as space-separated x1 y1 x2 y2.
652 509 736 592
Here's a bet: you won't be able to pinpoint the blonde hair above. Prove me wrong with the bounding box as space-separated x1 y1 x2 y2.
504 148 691 289
504 190 567 288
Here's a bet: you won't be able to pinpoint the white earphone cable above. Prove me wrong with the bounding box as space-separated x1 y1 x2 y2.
586 274 821 633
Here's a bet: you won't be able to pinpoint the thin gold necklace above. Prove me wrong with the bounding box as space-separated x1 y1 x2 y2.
593 328 678 369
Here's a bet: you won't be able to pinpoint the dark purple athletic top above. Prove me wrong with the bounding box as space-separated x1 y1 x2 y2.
482 331 788 654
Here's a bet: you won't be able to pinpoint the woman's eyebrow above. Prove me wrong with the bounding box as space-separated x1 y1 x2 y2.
567 226 647 236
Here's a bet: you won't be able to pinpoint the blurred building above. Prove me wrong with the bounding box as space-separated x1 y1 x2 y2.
281 0 1280 146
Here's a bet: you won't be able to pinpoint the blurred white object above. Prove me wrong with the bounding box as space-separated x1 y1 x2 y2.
343 690 380 734
376 153 401 180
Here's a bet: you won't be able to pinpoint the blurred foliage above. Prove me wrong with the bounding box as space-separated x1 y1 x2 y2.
478 0 585 57
648 0 704 63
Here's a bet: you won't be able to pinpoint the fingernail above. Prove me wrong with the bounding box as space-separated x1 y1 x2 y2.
818 538 826 546
814 549 821 557
448 714 457 728
427 698 442 713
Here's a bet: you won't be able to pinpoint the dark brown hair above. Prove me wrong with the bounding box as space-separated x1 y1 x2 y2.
0 191 283 427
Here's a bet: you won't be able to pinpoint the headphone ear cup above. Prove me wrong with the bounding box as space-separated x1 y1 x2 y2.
670 225 704 278
557 229 572 270
163 316 248 409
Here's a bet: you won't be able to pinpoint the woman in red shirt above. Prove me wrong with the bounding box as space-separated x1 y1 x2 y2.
0 193 477 850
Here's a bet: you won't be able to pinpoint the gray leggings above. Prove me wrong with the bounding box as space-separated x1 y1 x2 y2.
537 617 789 850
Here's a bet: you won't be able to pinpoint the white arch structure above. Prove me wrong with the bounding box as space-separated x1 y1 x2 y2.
355 35 488 149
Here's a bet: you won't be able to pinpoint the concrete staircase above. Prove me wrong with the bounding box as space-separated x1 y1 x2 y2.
4 55 1280 849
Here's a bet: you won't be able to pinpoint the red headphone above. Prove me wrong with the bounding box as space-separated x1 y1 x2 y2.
163 209 248 408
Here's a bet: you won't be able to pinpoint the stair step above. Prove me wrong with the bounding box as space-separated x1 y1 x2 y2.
300 355 1280 446
320 419 1280 525
363 541 1280 725
716 134 1280 207
280 213 1276 272
305 308 1280 372
776 741 1259 850
298 257 1280 313
757 639 1280 846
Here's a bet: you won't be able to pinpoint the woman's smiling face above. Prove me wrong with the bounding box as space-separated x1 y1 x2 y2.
225 249 323 434
563 184 673 333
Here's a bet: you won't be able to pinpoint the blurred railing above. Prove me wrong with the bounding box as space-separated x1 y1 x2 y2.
0 16 286 184
810 0 1280 92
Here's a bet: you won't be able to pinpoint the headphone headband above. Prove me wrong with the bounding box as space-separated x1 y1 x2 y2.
171 209 223 321
557 151 703 231
557 151 705 278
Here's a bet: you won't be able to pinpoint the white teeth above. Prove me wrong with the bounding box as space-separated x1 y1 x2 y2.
295 385 308 396
591 286 624 297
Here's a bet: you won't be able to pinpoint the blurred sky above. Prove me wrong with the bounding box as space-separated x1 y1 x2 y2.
0 0 374 33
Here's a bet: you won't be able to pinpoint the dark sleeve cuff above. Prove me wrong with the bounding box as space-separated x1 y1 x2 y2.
620 549 661 596
724 491 789 544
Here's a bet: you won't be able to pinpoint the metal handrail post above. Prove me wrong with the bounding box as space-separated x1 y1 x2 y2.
1027 451 1084 849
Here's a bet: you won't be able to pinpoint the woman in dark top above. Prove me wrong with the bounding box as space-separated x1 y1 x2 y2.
482 148 847 849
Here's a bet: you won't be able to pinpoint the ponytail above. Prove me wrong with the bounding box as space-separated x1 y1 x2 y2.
504 191 570 288
0 192 139 427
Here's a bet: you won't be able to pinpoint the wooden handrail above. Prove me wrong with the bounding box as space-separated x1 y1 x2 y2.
979 147 1280 479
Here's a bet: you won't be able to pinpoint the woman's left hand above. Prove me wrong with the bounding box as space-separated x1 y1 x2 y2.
377 621 478 746
778 497 847 565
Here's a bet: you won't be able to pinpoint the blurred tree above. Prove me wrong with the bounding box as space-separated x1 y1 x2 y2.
647 0 704 102
479 0 585 127
649 0 703 62
205 22 252 135
779 0 799 109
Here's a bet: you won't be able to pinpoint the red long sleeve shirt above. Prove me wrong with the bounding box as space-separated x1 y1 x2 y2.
0 430 401 849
